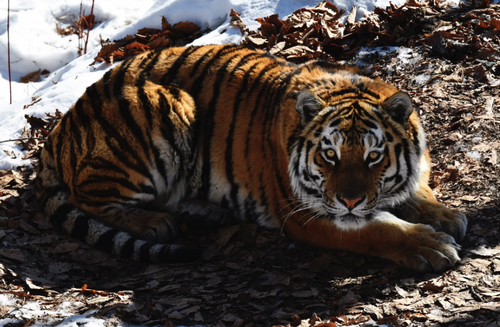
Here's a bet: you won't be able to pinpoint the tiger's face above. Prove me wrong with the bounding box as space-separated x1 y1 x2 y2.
289 88 423 230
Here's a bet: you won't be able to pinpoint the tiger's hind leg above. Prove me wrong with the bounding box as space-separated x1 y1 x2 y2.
82 205 181 243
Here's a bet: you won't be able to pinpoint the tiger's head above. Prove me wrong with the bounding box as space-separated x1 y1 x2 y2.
288 73 425 230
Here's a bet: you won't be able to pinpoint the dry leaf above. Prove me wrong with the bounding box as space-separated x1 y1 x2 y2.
20 70 41 83
172 21 200 35
0 249 27 262
230 9 247 35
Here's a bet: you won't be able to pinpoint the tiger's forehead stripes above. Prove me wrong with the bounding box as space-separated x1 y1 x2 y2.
364 129 385 149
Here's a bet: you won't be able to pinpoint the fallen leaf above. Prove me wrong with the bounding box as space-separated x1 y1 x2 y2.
230 9 246 35
0 249 27 263
20 70 41 83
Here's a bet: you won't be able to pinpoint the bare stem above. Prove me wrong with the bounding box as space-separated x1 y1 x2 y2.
0 137 47 144
84 0 95 55
7 0 12 104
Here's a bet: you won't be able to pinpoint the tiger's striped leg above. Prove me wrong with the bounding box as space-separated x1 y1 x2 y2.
177 199 233 226
391 182 468 243
285 211 461 273
84 205 181 243
41 188 201 263
390 151 467 242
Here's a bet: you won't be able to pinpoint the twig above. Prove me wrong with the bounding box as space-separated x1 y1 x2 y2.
84 0 95 55
7 0 12 104
0 137 47 144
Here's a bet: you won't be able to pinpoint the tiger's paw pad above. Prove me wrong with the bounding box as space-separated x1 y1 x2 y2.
398 225 460 273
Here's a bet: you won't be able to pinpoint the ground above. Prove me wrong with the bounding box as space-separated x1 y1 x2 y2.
1 1 500 326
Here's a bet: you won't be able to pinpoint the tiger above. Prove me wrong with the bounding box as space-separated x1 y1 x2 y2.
35 44 468 272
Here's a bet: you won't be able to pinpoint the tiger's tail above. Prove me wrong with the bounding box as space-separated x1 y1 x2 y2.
35 158 201 264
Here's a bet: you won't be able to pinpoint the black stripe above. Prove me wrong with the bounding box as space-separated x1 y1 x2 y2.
244 62 281 161
157 89 185 170
411 123 421 156
190 44 240 95
120 237 135 258
116 96 150 164
137 50 164 127
94 229 120 252
72 100 90 150
55 114 70 181
161 46 200 85
158 245 171 262
85 158 130 178
139 243 153 262
113 58 134 97
70 214 90 242
266 73 295 204
384 143 402 187
227 52 261 82
139 183 156 195
225 60 261 211
327 88 360 98
101 70 113 99
352 102 378 129
395 139 412 192
81 188 132 200
77 174 142 193
300 183 321 196
189 47 216 78
197 45 242 199
50 203 74 227
293 136 306 176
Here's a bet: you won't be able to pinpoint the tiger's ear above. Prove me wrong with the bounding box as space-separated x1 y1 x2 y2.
382 92 413 126
295 90 324 125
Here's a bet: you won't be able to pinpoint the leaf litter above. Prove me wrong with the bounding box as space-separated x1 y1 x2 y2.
1 1 500 326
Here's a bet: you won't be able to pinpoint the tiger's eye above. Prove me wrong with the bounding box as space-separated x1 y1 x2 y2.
369 151 380 160
325 149 336 159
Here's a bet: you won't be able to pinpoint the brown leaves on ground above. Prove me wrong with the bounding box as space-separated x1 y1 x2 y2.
243 0 500 64
93 16 208 64
56 14 96 36
17 109 62 161
2 2 500 327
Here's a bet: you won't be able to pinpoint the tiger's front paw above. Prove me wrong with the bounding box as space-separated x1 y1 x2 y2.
395 224 460 273
426 207 467 242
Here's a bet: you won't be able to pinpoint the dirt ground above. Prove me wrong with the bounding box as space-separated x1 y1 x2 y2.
1 2 500 327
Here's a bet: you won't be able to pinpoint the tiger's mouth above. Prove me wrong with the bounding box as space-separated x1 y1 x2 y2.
330 213 371 230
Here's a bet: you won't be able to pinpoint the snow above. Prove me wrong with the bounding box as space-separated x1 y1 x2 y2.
0 0 412 170
0 0 481 325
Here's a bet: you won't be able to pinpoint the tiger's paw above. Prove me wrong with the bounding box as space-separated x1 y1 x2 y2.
395 224 461 273
424 207 467 242
143 214 180 243
178 200 233 226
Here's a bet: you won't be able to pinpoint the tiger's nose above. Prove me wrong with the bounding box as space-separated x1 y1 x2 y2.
337 195 365 209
